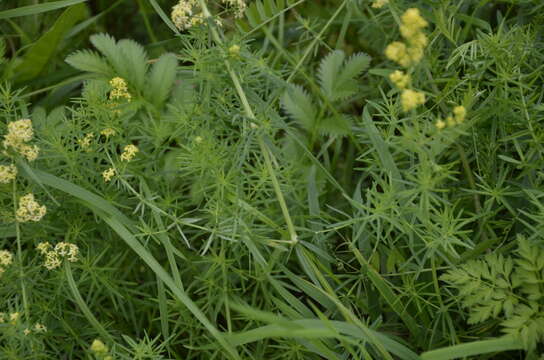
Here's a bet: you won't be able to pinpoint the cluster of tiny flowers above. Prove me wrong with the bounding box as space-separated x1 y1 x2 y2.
23 323 47 336
222 0 247 18
100 128 116 138
16 193 46 223
401 89 426 112
0 250 13 277
435 106 467 129
385 8 428 67
109 77 131 101
171 0 204 30
389 70 411 90
102 168 115 183
0 163 17 184
0 312 20 325
2 119 40 161
36 241 79 270
371 0 388 8
78 132 94 151
120 144 139 161
90 339 113 360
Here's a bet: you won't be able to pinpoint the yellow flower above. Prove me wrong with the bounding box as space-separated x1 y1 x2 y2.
2 119 40 161
102 168 116 182
453 105 466 123
34 323 47 333
43 251 62 270
401 8 428 31
100 128 116 138
36 242 52 255
401 89 425 112
120 144 139 162
78 133 94 151
38 241 79 269
0 164 17 184
435 119 446 130
9 312 19 325
371 0 388 8
16 193 46 223
109 77 131 101
0 250 13 267
222 0 247 18
171 0 198 30
91 339 109 354
55 242 79 262
23 328 31 336
385 42 412 67
229 44 241 57
389 70 411 89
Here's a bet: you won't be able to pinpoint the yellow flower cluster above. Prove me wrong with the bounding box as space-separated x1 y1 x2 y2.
102 168 116 182
90 339 113 360
435 105 467 130
0 164 17 184
120 144 139 161
401 89 426 112
385 8 428 67
2 119 40 161
0 312 19 324
37 241 79 270
371 0 388 8
222 0 247 18
78 132 94 151
389 70 411 90
0 249 13 277
16 193 46 223
171 0 203 30
109 77 131 101
100 128 116 138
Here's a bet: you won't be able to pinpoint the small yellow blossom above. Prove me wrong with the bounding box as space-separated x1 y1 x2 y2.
400 8 428 41
55 242 79 262
222 0 247 18
120 144 139 161
109 77 131 101
171 0 198 30
36 242 52 255
389 70 411 89
0 249 13 277
229 44 240 57
16 193 47 223
10 312 19 325
453 105 466 123
100 128 116 138
44 251 62 270
24 328 31 336
2 119 40 161
446 115 456 127
102 168 115 182
385 42 412 67
435 119 446 130
194 136 203 144
91 339 109 354
0 164 17 184
34 323 47 333
401 89 425 112
371 0 388 8
78 132 94 151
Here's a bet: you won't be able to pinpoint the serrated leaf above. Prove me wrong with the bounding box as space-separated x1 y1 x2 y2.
318 50 345 99
317 114 352 136
90 33 124 77
118 39 148 91
281 84 316 131
65 49 112 76
146 53 178 108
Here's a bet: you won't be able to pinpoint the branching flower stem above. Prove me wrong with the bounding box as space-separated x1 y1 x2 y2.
197 0 298 244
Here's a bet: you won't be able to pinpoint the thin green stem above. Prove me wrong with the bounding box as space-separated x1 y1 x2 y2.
13 180 29 321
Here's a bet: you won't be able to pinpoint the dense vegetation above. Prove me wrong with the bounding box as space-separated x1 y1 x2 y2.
1 0 544 359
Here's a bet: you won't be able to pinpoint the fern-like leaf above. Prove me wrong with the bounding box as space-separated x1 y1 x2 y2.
281 84 316 131
65 49 113 76
317 50 371 102
90 33 125 78
145 53 178 109
118 39 148 91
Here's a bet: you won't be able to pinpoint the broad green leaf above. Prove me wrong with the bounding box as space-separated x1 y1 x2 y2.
13 4 87 83
118 39 148 91
0 0 86 19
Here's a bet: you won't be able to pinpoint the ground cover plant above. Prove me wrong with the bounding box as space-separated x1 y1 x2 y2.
1 0 544 358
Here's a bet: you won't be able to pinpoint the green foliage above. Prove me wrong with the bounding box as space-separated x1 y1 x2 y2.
442 235 544 351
